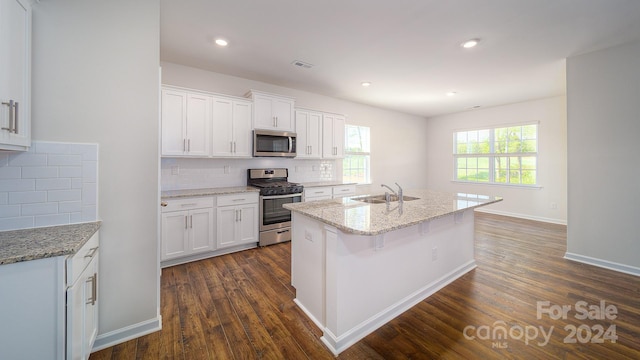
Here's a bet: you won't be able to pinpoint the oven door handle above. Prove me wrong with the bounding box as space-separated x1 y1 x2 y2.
261 193 301 200
289 137 293 153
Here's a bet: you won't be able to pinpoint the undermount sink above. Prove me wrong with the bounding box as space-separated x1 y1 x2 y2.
352 194 420 204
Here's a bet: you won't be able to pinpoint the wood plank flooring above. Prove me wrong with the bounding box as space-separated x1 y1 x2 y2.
90 213 640 359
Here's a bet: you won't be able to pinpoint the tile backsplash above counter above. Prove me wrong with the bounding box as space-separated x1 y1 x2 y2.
161 157 335 191
0 141 99 231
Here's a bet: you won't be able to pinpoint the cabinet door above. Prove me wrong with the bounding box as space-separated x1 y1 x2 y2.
185 93 211 156
189 207 215 253
295 111 309 158
211 97 234 157
253 95 275 129
0 0 31 150
273 98 294 131
333 115 345 158
161 90 187 156
307 112 322 158
161 211 189 260
322 114 335 158
216 206 237 249
232 101 252 157
84 253 99 360
237 204 258 244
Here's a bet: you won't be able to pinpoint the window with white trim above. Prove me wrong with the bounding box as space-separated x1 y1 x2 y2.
454 124 538 186
343 125 371 184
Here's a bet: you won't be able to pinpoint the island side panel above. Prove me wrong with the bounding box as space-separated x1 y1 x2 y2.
291 212 326 329
323 210 477 354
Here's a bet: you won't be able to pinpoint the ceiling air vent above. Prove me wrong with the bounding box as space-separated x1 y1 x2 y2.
291 60 314 69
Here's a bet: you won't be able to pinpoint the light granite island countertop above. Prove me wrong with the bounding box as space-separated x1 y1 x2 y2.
283 189 502 235
284 189 501 355
0 221 102 265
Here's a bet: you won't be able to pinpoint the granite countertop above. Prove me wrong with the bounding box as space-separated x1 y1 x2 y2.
161 186 259 199
0 221 102 265
284 189 502 236
299 181 357 188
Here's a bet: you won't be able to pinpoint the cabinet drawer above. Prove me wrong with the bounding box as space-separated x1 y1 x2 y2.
304 187 332 200
217 193 258 207
67 232 99 285
161 197 214 212
333 185 356 197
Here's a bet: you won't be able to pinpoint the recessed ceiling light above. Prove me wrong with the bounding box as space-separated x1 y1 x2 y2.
446 91 457 96
461 38 480 48
470 105 482 109
215 38 228 47
361 82 372 87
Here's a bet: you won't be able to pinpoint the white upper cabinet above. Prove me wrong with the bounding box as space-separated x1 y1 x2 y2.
161 88 211 157
295 109 322 159
211 96 252 157
0 0 31 151
322 113 345 158
246 90 295 131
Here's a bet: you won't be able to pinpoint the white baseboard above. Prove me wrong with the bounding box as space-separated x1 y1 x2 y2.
293 298 324 331
320 260 477 356
564 252 640 277
91 316 162 353
475 208 567 225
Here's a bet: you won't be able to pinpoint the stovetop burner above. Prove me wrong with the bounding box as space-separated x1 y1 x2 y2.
247 168 304 196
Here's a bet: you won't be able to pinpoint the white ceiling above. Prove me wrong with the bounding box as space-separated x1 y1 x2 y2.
160 0 640 118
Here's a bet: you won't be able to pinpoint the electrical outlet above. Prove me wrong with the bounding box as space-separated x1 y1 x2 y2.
224 165 231 174
304 230 313 242
550 202 557 209
432 247 438 261
312 165 318 171
171 166 179 175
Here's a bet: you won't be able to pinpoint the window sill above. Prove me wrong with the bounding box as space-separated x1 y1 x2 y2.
451 180 543 190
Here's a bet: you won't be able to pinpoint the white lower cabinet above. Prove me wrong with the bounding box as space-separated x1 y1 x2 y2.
216 193 258 249
67 233 99 360
332 184 356 198
0 231 99 360
161 197 215 261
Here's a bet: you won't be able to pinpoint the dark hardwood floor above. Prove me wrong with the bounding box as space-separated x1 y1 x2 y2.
91 213 640 359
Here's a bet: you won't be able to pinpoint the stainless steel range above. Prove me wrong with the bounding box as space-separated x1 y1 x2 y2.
247 168 303 246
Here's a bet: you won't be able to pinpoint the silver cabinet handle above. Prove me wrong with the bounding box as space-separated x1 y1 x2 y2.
230 141 233 152
84 247 98 259
86 273 97 306
1 100 17 133
188 139 191 152
185 215 188 229
233 198 246 202
190 215 193 228
183 139 186 152
233 141 237 153
239 209 242 222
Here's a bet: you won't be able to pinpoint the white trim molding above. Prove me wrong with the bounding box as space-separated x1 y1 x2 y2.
564 252 640 277
91 316 162 353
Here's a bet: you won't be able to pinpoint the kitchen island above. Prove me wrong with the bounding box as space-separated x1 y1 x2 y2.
283 190 501 355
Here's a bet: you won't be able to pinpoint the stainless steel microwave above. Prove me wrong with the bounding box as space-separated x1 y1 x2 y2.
253 129 297 157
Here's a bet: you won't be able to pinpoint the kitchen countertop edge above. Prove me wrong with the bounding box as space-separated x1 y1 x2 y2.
161 186 260 199
0 221 102 265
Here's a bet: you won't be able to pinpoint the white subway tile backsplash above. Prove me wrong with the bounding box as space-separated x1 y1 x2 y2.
48 154 82 166
9 153 48 166
0 205 21 217
0 217 34 231
0 166 21 179
36 178 72 191
0 141 98 231
0 179 35 192
58 166 82 178
21 203 58 216
21 166 58 179
48 189 82 202
9 191 47 204
35 213 70 227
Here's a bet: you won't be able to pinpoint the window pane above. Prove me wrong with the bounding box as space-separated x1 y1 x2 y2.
478 157 489 168
509 170 521 184
457 169 467 180
523 124 537 139
467 157 478 168
522 139 537 152
457 158 467 168
522 156 536 170
522 170 536 185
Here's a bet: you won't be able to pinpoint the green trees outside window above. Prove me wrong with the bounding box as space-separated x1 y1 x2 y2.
454 124 538 186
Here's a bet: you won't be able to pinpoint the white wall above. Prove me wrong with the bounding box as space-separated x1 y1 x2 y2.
160 62 429 193
424 96 568 224
566 40 640 274
31 0 161 348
